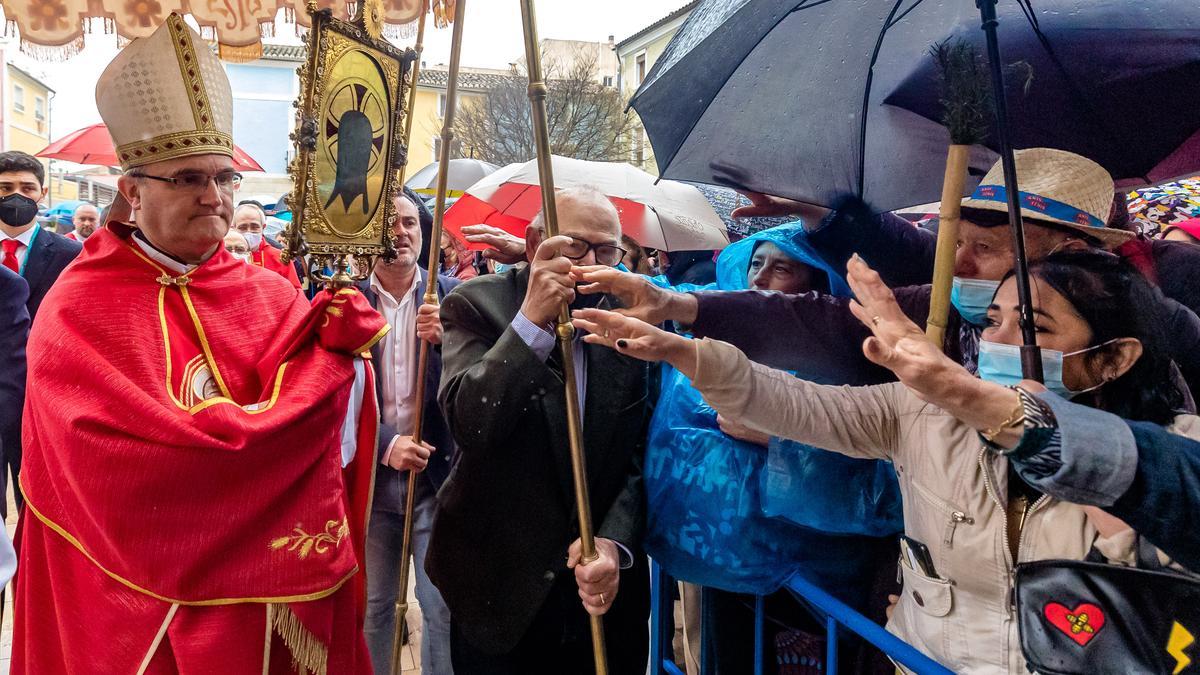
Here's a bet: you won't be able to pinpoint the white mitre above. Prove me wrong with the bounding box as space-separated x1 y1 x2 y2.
96 13 234 171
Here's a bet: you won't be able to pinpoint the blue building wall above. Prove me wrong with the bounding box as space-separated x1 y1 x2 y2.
225 63 298 174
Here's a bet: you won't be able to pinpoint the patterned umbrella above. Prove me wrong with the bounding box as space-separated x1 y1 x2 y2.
684 182 792 240
1127 176 1200 236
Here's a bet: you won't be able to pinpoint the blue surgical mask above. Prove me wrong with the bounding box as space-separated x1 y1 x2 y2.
951 277 1001 327
977 339 1116 399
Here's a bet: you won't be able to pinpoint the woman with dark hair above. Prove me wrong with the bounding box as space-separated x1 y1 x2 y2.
573 250 1198 674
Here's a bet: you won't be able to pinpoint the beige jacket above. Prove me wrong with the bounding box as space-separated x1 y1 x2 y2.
691 338 1200 675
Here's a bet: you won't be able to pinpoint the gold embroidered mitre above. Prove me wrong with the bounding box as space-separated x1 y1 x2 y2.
96 13 233 171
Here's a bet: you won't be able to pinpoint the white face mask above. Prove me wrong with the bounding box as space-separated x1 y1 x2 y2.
229 251 251 263
241 232 263 251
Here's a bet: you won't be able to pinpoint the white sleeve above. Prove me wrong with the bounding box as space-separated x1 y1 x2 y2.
338 359 368 467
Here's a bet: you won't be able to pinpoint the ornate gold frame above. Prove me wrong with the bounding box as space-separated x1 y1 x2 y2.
284 0 415 286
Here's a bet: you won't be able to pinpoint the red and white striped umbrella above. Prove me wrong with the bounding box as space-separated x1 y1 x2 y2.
442 155 730 252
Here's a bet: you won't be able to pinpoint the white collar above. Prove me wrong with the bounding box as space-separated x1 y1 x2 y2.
132 232 194 274
369 268 421 306
3 224 38 246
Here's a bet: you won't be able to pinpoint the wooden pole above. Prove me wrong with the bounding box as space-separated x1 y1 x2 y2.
518 1 607 673
925 144 969 347
389 1 466 673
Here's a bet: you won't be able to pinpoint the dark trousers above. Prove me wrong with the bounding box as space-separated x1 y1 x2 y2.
450 573 648 674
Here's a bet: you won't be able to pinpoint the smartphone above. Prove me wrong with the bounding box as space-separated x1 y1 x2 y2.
900 536 939 578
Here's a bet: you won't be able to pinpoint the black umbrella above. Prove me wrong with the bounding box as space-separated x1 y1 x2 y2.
630 0 1200 213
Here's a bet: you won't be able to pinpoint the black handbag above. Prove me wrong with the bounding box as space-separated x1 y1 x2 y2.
1015 559 1200 674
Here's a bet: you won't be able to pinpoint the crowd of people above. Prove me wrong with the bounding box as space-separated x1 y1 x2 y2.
1 12 1198 675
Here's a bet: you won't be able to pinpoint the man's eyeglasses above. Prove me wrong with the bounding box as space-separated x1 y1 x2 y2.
561 235 627 267
131 171 243 193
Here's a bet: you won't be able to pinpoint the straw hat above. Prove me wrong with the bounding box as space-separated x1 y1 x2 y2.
961 148 1133 247
95 13 233 171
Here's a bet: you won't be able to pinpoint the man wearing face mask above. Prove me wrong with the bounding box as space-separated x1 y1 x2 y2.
223 228 252 263
0 151 82 322
428 187 651 672
13 15 383 673
233 202 301 287
65 203 100 242
574 149 1200 401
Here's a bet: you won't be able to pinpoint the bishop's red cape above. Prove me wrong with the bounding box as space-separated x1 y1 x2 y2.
14 224 386 674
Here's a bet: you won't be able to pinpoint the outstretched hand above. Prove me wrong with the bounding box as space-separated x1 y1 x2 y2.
572 266 696 325
571 308 697 377
845 254 973 404
460 224 525 264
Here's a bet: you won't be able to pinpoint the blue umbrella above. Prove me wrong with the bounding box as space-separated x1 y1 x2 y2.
630 0 1200 213
43 200 89 221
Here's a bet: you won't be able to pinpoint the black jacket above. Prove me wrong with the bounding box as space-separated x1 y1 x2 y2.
23 227 82 322
358 270 459 492
0 267 29 509
427 266 651 655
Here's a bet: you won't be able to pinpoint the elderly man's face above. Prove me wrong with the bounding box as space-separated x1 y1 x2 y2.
119 154 236 264
525 195 623 266
73 204 100 238
223 229 250 260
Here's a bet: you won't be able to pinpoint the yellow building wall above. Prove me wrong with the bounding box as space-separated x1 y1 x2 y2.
405 88 489 176
619 30 680 174
6 67 77 203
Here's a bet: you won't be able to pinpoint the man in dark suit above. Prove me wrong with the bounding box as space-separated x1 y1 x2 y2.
429 187 651 673
360 191 459 675
0 152 82 322
0 152 81 504
0 266 29 519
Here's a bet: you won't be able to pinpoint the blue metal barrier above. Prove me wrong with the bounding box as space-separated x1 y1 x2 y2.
650 561 954 675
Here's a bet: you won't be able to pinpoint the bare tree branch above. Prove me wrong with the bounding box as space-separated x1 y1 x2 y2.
454 48 642 166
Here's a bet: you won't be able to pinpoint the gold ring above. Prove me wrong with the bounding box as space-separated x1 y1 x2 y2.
871 316 882 326
599 593 607 605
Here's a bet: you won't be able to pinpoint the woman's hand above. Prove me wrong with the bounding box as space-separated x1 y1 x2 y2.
845 254 975 405
571 308 697 377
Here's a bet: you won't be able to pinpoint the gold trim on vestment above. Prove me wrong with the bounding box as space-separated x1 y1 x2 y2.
19 489 359 606
178 285 234 400
355 323 392 355
132 241 292 415
136 603 179 675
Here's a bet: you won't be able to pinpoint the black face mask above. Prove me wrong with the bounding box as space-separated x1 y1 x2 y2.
0 194 39 228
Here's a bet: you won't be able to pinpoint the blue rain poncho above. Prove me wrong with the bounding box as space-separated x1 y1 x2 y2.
643 222 902 595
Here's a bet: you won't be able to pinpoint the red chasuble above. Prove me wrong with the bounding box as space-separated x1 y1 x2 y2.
253 239 303 288
14 224 387 674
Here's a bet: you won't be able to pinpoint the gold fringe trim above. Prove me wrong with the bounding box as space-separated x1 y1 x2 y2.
218 41 264 63
271 603 329 675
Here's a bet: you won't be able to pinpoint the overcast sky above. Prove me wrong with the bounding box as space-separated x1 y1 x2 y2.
16 0 689 138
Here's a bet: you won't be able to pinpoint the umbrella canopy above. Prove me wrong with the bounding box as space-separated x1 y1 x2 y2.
630 0 1200 213
43 200 89 221
37 123 266 172
1127 175 1200 235
406 158 500 197
443 156 730 252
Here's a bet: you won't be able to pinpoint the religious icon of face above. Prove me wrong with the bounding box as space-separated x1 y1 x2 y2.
315 49 391 237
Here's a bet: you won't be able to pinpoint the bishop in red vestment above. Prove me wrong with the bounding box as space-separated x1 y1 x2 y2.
13 15 384 674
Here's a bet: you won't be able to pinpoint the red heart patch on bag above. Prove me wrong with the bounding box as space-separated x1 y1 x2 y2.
1044 602 1106 646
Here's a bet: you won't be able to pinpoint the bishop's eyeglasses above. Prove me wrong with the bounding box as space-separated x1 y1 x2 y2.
130 170 243 194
